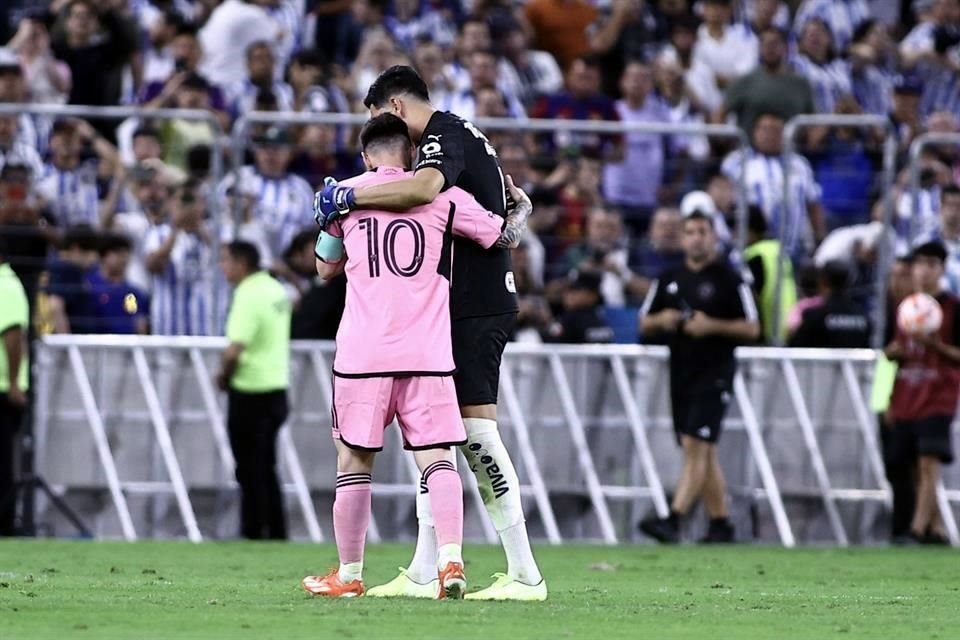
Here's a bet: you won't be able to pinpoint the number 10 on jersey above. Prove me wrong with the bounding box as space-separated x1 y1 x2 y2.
358 217 426 278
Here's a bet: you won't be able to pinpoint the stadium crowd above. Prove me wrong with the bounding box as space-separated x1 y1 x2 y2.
0 0 959 344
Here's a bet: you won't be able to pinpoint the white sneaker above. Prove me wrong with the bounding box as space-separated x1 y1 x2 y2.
464 573 548 601
365 567 439 599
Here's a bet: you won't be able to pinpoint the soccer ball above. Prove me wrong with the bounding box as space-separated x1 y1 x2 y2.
897 293 943 335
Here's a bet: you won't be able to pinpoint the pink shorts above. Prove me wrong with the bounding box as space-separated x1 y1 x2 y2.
332 375 466 451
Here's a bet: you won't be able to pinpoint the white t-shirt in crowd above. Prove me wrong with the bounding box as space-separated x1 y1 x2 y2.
199 0 280 88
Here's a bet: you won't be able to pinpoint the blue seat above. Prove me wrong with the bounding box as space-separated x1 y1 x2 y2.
602 306 640 344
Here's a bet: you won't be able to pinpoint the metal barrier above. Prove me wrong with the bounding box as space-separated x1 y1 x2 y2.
33 336 960 546
778 114 897 347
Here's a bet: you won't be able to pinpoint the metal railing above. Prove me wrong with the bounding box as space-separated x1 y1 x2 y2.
908 132 960 242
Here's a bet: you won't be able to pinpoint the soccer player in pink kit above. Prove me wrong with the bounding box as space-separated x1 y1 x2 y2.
301 114 530 599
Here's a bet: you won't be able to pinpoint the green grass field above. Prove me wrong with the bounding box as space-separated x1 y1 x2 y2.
0 541 956 639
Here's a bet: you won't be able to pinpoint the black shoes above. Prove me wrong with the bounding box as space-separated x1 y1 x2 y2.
699 518 735 543
639 515 680 543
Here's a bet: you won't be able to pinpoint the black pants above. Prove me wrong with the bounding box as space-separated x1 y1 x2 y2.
0 393 23 536
879 416 915 539
227 389 289 540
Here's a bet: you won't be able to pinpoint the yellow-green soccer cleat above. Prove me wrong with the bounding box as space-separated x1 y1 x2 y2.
365 568 439 599
464 573 548 602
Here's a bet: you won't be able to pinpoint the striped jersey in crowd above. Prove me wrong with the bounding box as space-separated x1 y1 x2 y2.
216 165 315 263
851 64 893 116
226 79 295 119
143 225 215 336
789 55 852 114
265 0 303 77
0 141 43 180
34 162 101 228
793 0 871 52
721 148 822 256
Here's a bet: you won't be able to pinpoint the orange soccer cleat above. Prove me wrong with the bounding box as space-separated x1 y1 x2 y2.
302 569 365 598
437 562 466 600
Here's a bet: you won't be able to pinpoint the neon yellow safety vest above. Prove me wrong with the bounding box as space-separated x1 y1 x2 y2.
743 240 797 343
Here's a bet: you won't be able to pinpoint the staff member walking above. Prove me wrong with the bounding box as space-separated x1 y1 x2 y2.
0 237 29 536
638 212 760 543
217 241 292 540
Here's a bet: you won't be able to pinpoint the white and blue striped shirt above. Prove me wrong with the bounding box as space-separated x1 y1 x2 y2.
217 166 315 261
851 64 893 116
793 0 871 52
143 224 215 336
34 162 101 228
266 0 302 78
721 149 822 256
790 54 852 114
921 68 960 120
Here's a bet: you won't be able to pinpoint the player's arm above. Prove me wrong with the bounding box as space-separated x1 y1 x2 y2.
353 167 445 211
216 342 245 391
314 228 346 281
684 282 760 341
449 177 532 250
638 280 683 335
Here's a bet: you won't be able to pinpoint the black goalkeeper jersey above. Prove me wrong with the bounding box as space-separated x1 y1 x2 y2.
415 110 519 320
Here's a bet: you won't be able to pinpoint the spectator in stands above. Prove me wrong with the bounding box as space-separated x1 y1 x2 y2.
746 0 788 35
42 224 98 334
793 0 870 53
639 211 760 544
287 231 346 340
590 0 669 97
790 18 853 114
531 55 621 158
85 233 150 335
849 19 896 117
693 0 758 91
721 112 826 258
603 62 680 233
445 49 525 121
894 148 951 247
743 205 796 344
544 270 615 343
140 8 182 88
554 206 649 307
500 26 563 107
217 239 291 540
289 123 358 186
113 160 179 292
512 241 552 342
386 0 458 54
350 30 407 104
337 0 389 67
7 12 71 104
258 0 302 76
219 125 314 277
51 0 137 125
889 73 924 155
0 160 51 302
885 240 959 545
523 0 597 70
548 150 604 262
0 112 42 179
0 46 40 151
901 0 960 120
706 173 737 231
36 118 121 230
653 51 712 164
630 206 685 282
130 126 163 166
227 40 294 118
916 185 960 295
789 261 870 348
720 26 815 137
144 178 215 336
0 234 29 537
159 73 218 171
289 49 350 115
412 39 455 110
199 0 281 88
658 15 722 116
140 23 230 129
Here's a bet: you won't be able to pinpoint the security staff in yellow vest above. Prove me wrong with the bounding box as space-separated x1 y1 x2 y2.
743 206 797 344
0 236 29 536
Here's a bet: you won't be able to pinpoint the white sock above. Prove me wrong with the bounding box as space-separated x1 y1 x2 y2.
338 561 362 583
461 418 543 585
406 522 439 583
437 543 463 568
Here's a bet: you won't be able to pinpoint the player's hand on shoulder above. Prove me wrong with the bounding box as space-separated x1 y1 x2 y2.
314 176 356 230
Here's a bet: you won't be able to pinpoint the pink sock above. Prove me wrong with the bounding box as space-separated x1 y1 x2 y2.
333 472 372 564
423 460 463 548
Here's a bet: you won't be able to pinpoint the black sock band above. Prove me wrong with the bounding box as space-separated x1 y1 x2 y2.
422 460 455 484
337 472 372 489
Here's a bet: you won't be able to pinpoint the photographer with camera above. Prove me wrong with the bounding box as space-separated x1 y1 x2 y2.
638 211 760 544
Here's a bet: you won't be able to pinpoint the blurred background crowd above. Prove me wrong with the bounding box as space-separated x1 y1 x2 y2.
1 0 959 345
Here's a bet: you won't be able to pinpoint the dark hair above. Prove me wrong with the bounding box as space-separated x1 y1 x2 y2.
174 23 199 39
186 144 211 176
98 233 133 257
572 54 603 71
942 184 960 201
684 211 715 228
363 65 430 109
246 40 273 61
0 234 7 261
226 240 261 272
759 26 789 44
160 8 186 32
702 0 732 6
62 224 99 252
671 14 700 34
180 72 209 91
292 48 327 70
911 240 948 263
754 111 785 127
747 205 768 235
132 125 160 141
284 230 316 261
50 119 78 138
819 260 850 291
851 18 878 45
359 113 413 153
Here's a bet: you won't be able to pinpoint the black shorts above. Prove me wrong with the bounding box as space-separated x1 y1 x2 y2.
451 312 515 406
889 415 955 465
670 370 734 445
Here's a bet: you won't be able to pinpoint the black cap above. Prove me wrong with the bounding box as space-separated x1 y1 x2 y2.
252 125 292 147
911 239 948 263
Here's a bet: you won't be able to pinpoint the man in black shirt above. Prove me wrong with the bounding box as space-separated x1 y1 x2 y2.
313 66 544 601
789 261 871 349
639 212 760 543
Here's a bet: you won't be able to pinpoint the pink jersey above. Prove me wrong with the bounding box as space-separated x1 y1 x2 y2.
329 166 505 376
